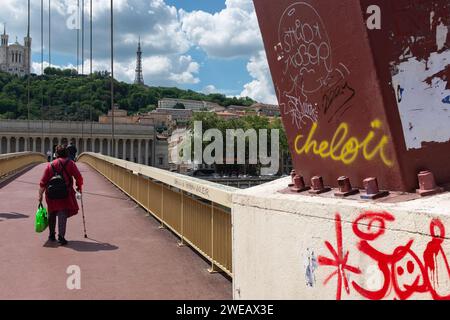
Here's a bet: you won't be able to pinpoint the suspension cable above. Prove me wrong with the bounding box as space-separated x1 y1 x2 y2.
77 0 79 74
48 0 51 118
48 0 51 66
111 0 115 157
90 0 93 137
82 0 84 75
41 0 44 149
26 0 31 151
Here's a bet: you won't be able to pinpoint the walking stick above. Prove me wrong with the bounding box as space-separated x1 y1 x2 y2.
80 192 88 238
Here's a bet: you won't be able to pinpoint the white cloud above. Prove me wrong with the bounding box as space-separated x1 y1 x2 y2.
180 0 263 59
3 0 276 102
240 51 277 104
202 85 217 95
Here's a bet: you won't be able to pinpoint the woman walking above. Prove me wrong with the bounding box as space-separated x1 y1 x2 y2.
38 145 84 245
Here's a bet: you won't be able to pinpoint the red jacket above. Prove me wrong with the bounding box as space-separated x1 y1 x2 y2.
40 158 84 217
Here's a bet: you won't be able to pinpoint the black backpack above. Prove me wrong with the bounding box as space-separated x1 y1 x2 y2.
47 160 70 200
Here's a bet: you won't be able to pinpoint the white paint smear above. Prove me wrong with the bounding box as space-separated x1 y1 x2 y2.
392 49 450 150
436 22 449 51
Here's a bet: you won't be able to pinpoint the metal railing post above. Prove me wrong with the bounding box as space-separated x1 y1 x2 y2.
159 183 165 229
177 191 185 247
208 202 218 274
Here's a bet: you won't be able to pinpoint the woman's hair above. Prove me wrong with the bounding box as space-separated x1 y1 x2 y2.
55 145 68 158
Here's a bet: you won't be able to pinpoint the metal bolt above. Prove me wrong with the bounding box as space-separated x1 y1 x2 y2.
290 174 310 193
418 171 436 191
335 176 359 197
288 169 296 187
311 176 324 190
417 170 443 197
337 176 352 193
309 176 331 195
361 177 389 200
363 177 379 195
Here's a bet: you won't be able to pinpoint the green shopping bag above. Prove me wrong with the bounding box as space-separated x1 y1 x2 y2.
35 202 48 233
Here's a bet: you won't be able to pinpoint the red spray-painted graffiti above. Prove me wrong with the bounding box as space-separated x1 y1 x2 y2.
317 214 361 300
319 211 450 300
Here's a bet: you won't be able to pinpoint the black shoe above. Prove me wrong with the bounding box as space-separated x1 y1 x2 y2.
48 234 56 242
58 236 68 246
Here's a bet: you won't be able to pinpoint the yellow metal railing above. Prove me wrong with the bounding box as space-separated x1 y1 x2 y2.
0 152 47 178
78 152 236 276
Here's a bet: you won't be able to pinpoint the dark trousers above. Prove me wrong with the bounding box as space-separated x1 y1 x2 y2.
48 211 68 238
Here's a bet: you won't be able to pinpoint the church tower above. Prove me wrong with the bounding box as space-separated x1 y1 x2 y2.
134 37 144 85
1 25 8 46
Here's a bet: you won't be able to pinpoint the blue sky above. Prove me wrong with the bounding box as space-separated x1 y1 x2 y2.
1 0 276 103
165 0 225 14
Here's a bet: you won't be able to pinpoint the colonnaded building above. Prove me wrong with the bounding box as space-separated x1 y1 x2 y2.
0 119 169 170
0 27 31 77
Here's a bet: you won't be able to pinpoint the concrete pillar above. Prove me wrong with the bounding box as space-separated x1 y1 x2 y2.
144 140 149 165
100 139 104 155
15 138 19 152
83 139 87 153
130 139 135 163
107 139 111 156
152 139 156 166
123 140 127 160
115 140 119 158
7 137 11 153
32 138 37 152
138 140 142 164
41 138 45 154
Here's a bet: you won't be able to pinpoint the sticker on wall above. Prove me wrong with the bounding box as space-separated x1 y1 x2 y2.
304 248 318 287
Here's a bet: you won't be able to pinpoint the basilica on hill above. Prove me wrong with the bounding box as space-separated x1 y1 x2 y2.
0 26 31 77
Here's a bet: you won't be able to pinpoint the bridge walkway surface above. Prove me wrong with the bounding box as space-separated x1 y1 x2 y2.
0 163 231 299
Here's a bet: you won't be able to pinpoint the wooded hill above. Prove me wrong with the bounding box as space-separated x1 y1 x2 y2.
0 68 256 121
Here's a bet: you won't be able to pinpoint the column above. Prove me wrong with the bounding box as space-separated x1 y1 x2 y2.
130 139 135 163
145 140 149 166
107 139 111 156
83 139 87 153
115 140 119 158
122 140 127 160
32 138 37 152
138 140 142 164
100 139 104 155
6 137 11 153
41 137 45 154
15 138 19 153
152 139 156 166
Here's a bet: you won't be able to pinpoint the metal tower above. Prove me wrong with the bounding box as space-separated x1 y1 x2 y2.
134 37 144 85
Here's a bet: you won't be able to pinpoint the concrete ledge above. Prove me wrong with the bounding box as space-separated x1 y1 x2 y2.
232 178 450 300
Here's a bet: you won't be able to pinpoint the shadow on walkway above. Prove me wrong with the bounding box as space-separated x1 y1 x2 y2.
42 239 119 251
65 240 119 252
0 212 29 221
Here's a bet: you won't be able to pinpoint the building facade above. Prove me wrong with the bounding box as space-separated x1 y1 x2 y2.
0 28 31 77
158 98 224 111
0 119 168 169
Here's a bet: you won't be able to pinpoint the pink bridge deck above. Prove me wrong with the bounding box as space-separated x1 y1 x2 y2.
0 163 231 300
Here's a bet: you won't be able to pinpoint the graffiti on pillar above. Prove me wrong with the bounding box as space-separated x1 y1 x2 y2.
275 2 355 129
319 211 450 300
294 119 394 167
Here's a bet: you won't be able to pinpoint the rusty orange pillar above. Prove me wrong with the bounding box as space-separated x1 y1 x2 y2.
254 0 450 192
